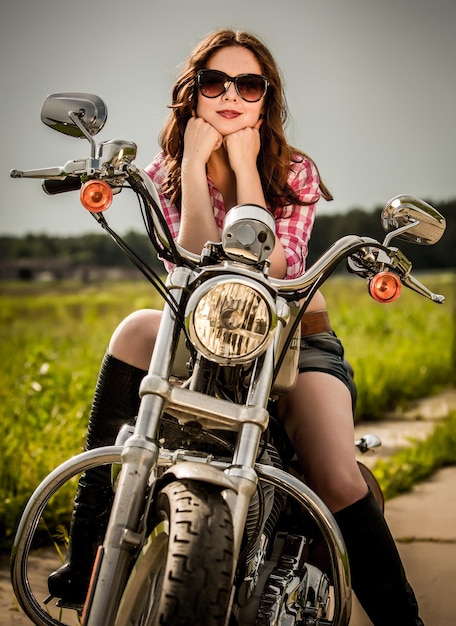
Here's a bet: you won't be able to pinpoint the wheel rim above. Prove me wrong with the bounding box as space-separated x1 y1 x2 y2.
116 520 170 626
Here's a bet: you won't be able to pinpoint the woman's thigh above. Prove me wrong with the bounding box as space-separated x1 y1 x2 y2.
278 370 367 511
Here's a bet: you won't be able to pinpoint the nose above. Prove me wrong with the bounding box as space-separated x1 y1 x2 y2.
222 80 238 99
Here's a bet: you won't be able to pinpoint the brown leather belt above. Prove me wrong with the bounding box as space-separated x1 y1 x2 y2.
300 310 331 336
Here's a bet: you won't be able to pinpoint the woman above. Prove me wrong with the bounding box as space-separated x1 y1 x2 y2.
49 29 424 625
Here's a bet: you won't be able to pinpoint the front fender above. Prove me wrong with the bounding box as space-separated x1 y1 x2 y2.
159 461 238 493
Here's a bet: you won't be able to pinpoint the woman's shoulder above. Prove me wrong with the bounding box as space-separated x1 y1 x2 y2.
290 151 318 171
144 151 167 181
288 152 320 184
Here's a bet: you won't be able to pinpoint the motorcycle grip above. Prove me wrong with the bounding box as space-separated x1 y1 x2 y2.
42 177 82 195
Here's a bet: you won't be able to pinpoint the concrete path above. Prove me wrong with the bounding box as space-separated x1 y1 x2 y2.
349 465 456 625
350 388 456 625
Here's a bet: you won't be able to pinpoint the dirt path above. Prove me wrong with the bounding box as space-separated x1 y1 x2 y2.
0 547 79 625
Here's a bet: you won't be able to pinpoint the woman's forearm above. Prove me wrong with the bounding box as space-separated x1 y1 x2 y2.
178 160 220 253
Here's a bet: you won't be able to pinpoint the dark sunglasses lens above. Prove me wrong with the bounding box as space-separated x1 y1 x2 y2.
199 71 225 97
236 75 266 101
198 71 267 102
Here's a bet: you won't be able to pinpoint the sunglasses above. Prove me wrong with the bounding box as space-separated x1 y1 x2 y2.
196 69 269 103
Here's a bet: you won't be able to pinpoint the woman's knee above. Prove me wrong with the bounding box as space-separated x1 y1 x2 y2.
308 467 369 513
109 309 162 369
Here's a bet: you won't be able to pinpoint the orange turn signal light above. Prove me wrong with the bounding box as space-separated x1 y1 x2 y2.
80 180 113 213
368 271 402 303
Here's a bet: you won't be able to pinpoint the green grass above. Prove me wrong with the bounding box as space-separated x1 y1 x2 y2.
327 272 455 419
373 410 456 500
0 272 454 550
0 280 162 550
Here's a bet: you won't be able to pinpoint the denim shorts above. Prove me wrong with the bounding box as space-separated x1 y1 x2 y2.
298 331 357 410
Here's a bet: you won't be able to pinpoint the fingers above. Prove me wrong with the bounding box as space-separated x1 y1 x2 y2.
184 117 223 163
225 126 261 151
224 127 261 174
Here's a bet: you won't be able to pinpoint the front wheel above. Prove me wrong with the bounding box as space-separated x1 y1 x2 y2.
115 480 234 626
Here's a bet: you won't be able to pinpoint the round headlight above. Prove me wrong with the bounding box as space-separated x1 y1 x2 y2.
186 278 276 364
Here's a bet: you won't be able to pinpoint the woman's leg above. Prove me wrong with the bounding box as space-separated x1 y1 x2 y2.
278 369 423 625
48 310 161 605
334 489 423 626
279 370 367 512
108 309 162 370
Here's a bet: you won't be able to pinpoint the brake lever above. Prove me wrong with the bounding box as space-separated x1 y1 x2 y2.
377 248 445 302
401 273 445 303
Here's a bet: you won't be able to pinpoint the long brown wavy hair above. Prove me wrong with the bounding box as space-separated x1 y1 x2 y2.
159 28 333 210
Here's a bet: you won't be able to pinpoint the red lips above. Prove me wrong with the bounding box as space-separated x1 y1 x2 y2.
217 109 241 119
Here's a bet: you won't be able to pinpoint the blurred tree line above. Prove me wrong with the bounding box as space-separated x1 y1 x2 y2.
0 230 162 272
306 198 455 270
1 199 454 272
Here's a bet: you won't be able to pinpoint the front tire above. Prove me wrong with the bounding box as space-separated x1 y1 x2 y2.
115 480 234 626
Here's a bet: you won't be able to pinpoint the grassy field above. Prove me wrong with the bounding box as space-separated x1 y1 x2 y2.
0 272 454 550
327 271 455 418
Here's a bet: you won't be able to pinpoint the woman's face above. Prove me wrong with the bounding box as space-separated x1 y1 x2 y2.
196 46 265 136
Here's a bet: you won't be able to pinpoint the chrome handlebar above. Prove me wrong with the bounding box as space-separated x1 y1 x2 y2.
10 152 446 305
129 166 445 303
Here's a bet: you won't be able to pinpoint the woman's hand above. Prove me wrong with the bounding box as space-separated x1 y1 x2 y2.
224 121 262 175
182 116 223 166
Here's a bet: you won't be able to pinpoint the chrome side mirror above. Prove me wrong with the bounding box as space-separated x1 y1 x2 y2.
381 195 446 245
41 92 108 138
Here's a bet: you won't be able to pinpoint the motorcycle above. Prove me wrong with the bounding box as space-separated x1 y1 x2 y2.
9 93 446 626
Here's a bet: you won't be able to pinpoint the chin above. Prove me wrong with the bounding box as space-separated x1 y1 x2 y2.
216 120 249 135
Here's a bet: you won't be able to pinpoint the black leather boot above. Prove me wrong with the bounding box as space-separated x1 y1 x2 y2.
48 353 146 606
334 488 424 626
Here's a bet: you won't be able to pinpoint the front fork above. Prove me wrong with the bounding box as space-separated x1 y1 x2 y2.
83 267 192 625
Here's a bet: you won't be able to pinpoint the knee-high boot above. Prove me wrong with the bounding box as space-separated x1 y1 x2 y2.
334 488 424 626
47 353 146 606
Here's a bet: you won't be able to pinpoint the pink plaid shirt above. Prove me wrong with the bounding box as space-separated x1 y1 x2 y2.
145 151 321 279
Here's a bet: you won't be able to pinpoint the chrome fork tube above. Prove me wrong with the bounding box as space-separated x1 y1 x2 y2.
84 267 191 625
224 339 277 566
135 266 191 440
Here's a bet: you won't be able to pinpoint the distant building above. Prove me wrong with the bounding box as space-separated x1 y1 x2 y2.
0 258 141 281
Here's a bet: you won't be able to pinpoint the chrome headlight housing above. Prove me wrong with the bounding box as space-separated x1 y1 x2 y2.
185 277 277 364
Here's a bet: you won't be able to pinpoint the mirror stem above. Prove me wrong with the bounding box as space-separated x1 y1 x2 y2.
382 220 420 247
69 110 97 158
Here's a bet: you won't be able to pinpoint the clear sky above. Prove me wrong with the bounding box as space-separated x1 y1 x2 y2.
1 0 455 235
